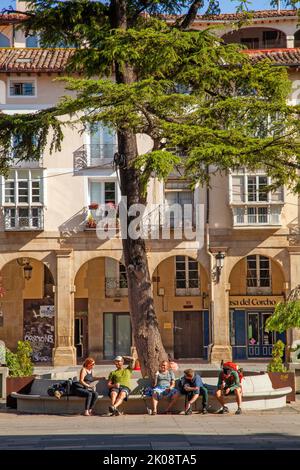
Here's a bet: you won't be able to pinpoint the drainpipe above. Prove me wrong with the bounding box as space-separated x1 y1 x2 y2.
206 166 215 361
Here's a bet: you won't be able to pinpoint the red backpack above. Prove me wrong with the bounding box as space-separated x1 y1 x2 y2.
222 361 244 384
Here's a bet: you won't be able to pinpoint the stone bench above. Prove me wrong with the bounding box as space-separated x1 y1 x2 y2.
11 372 292 414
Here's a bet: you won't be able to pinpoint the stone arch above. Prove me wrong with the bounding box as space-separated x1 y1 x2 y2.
228 252 286 296
221 26 287 49
0 253 56 281
149 249 209 278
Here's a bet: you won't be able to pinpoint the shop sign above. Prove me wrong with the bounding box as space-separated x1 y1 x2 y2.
229 296 284 308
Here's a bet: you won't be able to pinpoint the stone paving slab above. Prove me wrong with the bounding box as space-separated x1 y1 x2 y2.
1 406 300 449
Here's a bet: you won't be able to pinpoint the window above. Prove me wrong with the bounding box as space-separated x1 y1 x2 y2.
246 255 271 293
230 170 284 226
89 181 116 206
105 259 128 296
89 122 116 163
241 37 259 49
175 256 199 296
9 80 36 97
2 170 43 230
164 180 194 228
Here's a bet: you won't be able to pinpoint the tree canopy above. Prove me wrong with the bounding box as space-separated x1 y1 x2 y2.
0 0 300 193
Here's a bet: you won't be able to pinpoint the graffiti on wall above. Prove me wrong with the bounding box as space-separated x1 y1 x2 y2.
23 301 55 363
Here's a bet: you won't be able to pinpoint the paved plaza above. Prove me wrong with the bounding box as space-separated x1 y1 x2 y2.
1 402 300 450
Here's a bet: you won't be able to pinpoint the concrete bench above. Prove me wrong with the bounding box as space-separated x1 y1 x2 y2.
11 371 292 414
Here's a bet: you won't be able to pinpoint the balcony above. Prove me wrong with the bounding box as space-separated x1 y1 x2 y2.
222 28 287 50
9 157 43 169
4 207 44 231
74 144 117 171
85 204 119 232
231 204 283 227
105 277 128 297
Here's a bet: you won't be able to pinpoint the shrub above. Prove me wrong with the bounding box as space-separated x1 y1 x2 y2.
267 340 287 373
5 340 34 377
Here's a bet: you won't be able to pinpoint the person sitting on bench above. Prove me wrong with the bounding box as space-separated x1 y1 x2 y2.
107 355 135 416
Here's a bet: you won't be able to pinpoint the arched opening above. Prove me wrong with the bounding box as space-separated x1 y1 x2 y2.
152 255 210 360
0 33 10 47
0 258 55 363
229 254 286 360
294 29 300 47
74 256 129 362
222 27 287 50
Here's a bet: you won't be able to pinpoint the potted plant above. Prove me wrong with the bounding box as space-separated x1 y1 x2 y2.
267 340 295 402
6 340 35 408
85 214 97 229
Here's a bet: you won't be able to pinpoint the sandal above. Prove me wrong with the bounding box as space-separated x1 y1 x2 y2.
152 411 157 415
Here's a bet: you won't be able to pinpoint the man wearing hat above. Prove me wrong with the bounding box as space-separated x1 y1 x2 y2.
215 365 242 415
107 355 136 416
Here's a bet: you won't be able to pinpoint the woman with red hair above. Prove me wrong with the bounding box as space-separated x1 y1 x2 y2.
72 357 102 416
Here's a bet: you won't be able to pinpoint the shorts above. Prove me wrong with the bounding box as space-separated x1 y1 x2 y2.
109 386 131 401
152 386 178 399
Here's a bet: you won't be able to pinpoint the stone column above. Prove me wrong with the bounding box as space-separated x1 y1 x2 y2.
286 35 295 49
210 251 232 364
52 250 76 366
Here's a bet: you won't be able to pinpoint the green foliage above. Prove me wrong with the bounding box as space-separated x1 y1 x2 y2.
0 1 299 192
266 301 300 333
5 341 34 377
267 340 287 373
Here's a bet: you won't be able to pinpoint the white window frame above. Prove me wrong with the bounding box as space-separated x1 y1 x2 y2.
2 169 44 230
246 255 272 294
105 259 128 297
8 78 37 98
229 169 284 227
175 256 200 296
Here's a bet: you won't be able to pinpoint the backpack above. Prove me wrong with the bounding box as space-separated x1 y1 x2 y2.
222 362 244 384
47 378 73 399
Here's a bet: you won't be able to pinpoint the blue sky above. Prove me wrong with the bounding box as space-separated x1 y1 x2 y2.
0 0 291 13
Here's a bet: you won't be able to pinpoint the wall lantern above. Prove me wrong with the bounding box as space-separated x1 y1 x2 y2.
212 251 225 283
17 258 33 281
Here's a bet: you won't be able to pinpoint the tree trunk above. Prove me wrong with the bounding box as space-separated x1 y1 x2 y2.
109 0 167 379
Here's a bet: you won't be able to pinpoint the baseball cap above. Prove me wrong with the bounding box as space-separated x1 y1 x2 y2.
114 356 123 361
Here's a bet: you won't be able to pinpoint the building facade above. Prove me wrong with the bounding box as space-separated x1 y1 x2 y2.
0 3 300 365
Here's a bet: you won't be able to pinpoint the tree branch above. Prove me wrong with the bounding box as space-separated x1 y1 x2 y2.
179 1 204 30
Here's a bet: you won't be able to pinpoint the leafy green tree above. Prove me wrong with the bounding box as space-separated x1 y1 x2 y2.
6 340 34 377
267 340 287 373
1 0 300 377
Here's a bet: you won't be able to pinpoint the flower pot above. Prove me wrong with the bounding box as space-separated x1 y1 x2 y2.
268 371 296 402
6 376 35 408
88 203 99 210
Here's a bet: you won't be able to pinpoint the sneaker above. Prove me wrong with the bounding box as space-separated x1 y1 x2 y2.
114 408 121 416
217 406 229 414
235 407 242 415
185 407 193 415
108 405 115 415
202 407 208 414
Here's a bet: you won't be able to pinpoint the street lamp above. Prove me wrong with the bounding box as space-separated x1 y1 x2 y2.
212 251 225 282
16 258 33 281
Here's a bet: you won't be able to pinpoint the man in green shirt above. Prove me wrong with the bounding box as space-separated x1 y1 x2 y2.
107 355 135 416
215 366 242 415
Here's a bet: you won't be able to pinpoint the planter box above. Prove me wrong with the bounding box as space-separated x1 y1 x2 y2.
268 371 296 402
6 376 35 408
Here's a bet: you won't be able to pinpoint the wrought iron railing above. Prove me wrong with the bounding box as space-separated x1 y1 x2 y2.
74 144 118 170
105 277 128 297
4 206 44 231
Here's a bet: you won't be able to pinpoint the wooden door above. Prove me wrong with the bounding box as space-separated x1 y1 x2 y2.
174 311 203 359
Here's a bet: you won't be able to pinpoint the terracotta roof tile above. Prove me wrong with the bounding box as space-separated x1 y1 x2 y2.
0 13 28 24
166 9 298 22
244 48 300 66
0 48 74 72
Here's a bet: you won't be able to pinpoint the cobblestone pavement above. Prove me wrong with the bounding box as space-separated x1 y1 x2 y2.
1 402 300 450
